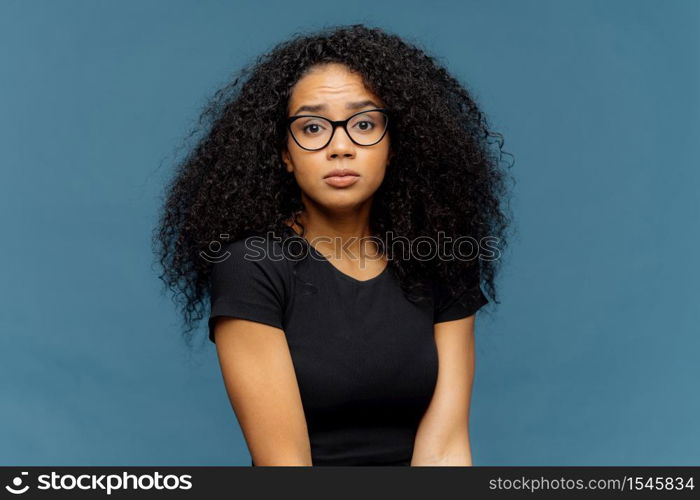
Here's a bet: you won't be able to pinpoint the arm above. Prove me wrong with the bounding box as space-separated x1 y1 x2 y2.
410 314 477 466
213 317 313 466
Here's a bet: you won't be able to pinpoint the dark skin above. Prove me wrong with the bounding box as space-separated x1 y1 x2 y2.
281 62 392 279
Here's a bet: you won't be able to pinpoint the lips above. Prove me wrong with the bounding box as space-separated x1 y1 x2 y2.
323 168 360 179
323 172 360 188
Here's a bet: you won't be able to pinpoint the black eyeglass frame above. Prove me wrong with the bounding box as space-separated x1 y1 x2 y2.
286 108 390 151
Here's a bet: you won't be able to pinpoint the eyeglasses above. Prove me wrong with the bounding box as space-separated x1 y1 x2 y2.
286 108 389 151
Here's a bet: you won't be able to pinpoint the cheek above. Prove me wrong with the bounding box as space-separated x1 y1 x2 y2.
288 160 321 192
367 165 387 184
366 152 390 183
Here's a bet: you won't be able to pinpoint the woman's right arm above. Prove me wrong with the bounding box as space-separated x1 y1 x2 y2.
213 316 313 466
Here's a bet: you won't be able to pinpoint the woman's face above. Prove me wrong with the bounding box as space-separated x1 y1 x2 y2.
282 63 392 213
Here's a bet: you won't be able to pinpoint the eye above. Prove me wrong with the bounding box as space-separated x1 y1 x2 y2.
300 120 328 135
352 119 377 133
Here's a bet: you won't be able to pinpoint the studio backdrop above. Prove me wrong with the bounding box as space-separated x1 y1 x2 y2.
1 0 698 466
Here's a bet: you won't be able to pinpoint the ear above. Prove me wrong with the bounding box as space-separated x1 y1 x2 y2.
282 149 294 173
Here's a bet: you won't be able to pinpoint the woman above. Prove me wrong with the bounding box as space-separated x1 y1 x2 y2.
154 24 512 466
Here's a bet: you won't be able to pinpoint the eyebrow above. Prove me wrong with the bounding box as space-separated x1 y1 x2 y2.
291 99 381 116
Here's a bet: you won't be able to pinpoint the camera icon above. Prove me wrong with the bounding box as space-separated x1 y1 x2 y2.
5 472 29 494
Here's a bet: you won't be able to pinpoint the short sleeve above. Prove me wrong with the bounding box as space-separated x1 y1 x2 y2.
433 267 489 324
208 238 286 343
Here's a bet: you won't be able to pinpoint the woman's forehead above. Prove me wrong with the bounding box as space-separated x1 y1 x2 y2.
288 68 383 114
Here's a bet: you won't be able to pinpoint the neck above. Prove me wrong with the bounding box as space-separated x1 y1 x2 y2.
287 196 380 261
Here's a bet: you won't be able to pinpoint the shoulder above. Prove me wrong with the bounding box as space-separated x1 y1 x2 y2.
208 233 293 343
432 263 488 323
212 233 294 281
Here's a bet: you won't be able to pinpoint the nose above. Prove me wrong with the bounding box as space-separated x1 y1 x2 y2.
326 124 356 159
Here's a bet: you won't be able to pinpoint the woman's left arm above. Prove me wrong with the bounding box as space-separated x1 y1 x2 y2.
411 315 477 466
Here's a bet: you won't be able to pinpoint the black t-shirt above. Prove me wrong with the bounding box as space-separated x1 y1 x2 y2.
208 226 488 466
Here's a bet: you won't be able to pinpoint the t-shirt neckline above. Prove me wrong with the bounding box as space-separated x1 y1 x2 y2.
282 223 389 285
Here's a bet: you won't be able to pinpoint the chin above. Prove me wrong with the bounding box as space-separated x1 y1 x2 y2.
318 194 372 212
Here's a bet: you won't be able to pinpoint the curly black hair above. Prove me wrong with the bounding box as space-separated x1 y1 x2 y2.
153 23 514 346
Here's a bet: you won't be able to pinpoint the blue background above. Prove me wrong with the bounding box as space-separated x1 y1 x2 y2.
1 0 698 465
